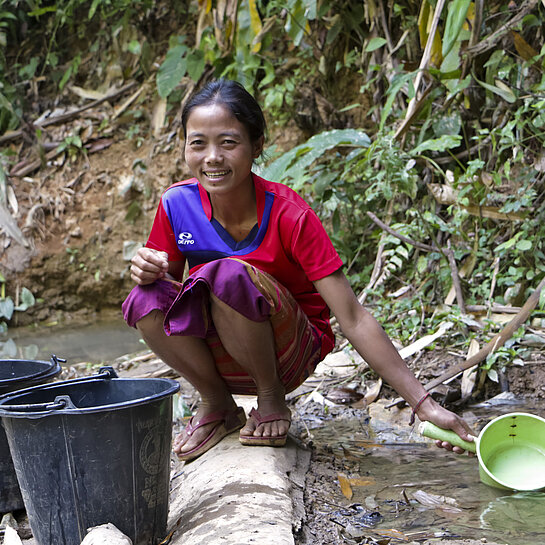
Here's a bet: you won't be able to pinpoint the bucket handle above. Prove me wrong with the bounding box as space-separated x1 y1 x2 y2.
0 367 118 412
0 395 76 412
50 355 67 367
63 366 119 383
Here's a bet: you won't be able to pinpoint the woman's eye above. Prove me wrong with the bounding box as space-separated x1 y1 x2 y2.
190 140 204 146
223 139 237 145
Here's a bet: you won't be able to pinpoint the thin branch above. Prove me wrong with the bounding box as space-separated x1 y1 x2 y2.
366 211 437 252
394 0 446 140
425 275 545 390
0 81 138 145
388 275 545 407
465 0 539 58
445 240 466 314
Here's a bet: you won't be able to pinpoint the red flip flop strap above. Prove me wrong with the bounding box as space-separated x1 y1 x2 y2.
186 409 229 435
249 407 291 425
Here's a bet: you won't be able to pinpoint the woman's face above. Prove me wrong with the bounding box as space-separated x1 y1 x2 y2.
184 103 263 197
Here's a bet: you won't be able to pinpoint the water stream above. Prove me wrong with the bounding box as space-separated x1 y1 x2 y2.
306 400 545 544
1 318 144 364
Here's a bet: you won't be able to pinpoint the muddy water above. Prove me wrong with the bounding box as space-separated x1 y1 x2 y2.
1 319 143 364
306 401 545 544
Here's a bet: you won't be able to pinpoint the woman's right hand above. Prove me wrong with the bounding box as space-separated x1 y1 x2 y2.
130 248 169 285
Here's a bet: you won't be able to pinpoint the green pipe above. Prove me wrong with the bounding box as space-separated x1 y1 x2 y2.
419 421 477 453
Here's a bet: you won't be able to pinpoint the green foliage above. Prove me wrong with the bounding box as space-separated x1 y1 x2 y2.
0 274 35 333
156 35 206 100
2 0 545 390
56 133 85 159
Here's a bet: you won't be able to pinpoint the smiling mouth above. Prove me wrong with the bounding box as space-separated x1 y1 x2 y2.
203 170 230 178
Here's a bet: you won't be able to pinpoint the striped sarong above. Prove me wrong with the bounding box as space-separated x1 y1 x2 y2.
122 258 325 394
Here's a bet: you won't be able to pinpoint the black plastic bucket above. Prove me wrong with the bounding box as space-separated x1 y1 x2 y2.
0 356 63 513
0 367 180 545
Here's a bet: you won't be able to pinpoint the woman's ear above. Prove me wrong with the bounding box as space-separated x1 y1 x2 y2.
253 135 264 158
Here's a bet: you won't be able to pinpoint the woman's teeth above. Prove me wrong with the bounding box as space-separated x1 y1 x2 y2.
205 171 229 178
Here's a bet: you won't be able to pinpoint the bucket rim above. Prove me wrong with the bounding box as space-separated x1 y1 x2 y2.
0 374 180 418
476 412 545 491
0 357 62 389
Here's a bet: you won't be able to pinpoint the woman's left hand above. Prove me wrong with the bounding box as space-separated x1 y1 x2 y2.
416 396 475 455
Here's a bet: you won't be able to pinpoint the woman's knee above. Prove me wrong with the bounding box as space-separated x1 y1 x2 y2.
135 309 165 335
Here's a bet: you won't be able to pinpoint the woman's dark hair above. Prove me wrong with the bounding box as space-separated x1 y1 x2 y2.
181 79 266 145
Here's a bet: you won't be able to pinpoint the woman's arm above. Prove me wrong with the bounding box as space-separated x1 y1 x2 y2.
314 269 474 451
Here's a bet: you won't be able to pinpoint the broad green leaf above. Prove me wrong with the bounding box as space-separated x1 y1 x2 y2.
412 134 462 154
59 65 72 91
0 296 14 320
285 0 308 46
127 40 141 55
442 0 471 58
88 0 101 19
156 44 188 98
516 239 532 251
444 74 471 98
28 6 56 16
473 72 517 103
186 49 205 82
440 39 461 73
0 90 13 113
14 287 35 311
495 233 522 253
305 0 317 19
432 113 462 138
487 368 499 383
365 37 387 52
417 255 428 274
261 129 371 182
18 56 40 79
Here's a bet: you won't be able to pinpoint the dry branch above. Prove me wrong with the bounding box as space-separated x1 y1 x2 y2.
428 276 545 393
423 275 545 390
445 241 466 314
366 211 436 252
387 275 545 407
394 0 446 140
465 0 539 58
0 81 137 145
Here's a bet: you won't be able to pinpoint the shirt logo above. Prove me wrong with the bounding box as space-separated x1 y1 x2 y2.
178 232 195 245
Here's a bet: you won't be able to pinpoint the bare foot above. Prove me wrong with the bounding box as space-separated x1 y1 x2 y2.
173 399 238 456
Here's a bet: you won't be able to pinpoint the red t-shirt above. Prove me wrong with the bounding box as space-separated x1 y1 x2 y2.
146 174 344 352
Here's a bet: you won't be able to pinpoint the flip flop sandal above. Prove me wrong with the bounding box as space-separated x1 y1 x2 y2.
177 406 247 462
239 407 291 447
